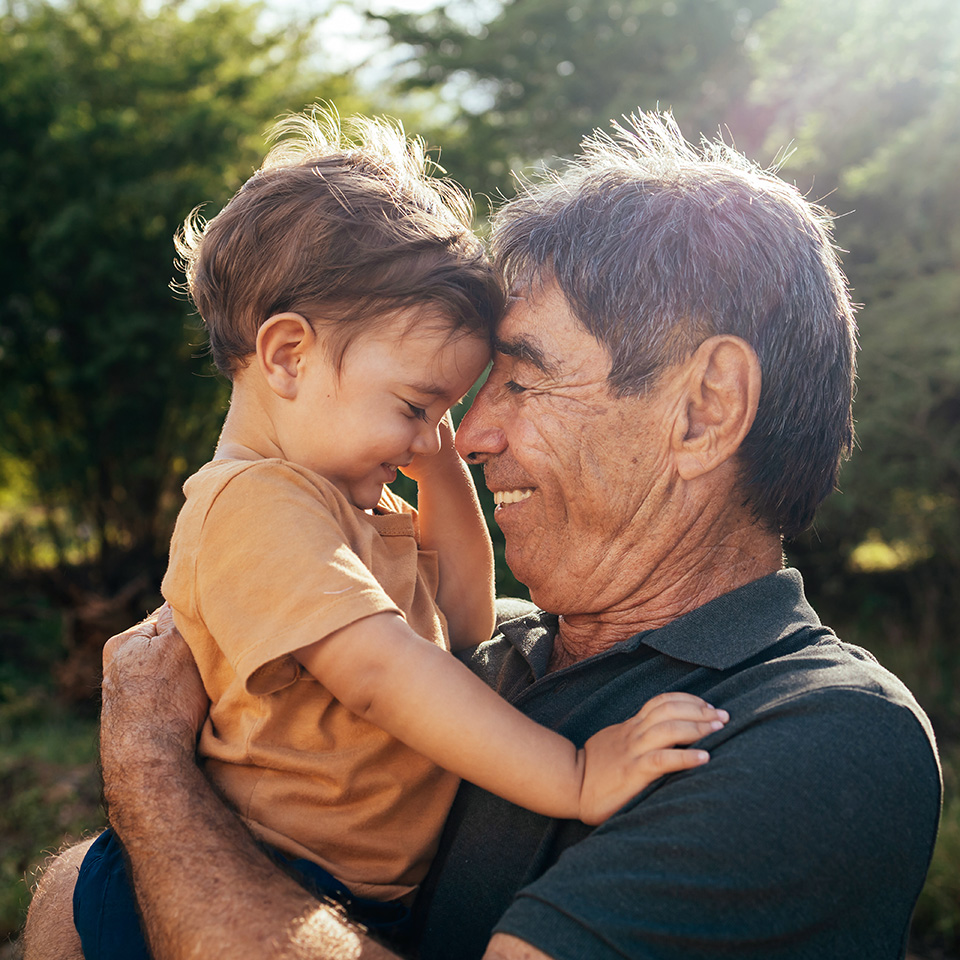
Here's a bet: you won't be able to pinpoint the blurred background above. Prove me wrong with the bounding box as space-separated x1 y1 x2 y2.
1 0 958 954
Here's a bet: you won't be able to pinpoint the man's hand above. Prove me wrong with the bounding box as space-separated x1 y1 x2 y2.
100 605 208 815
98 610 405 960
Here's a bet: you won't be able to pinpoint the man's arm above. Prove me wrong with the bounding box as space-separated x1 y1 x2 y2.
100 610 400 960
466 687 941 960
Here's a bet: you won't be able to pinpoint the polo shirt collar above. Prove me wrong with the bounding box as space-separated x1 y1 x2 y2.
636 568 821 670
500 568 821 674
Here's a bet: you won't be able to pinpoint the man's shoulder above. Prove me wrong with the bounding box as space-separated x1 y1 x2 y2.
737 625 936 740
703 625 942 837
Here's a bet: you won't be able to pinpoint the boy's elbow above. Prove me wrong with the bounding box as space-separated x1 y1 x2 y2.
330 650 397 720
337 677 379 720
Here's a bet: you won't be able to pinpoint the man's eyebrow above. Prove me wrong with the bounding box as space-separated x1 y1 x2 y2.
493 335 560 377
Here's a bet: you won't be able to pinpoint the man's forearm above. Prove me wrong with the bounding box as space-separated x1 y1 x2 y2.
100 617 400 960
108 748 321 959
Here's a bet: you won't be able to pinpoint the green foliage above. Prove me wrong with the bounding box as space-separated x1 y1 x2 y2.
750 0 960 280
0 0 360 588
836 274 960 566
0 591 103 941
753 0 960 622
377 0 778 208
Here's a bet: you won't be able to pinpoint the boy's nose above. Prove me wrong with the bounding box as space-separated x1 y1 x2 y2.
412 422 442 456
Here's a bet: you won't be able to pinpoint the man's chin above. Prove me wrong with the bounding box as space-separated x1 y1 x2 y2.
503 546 541 603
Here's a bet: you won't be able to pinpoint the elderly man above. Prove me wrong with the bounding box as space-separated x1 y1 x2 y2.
25 113 940 960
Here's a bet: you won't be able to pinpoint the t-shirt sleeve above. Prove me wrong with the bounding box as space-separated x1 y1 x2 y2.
189 464 403 694
492 688 941 960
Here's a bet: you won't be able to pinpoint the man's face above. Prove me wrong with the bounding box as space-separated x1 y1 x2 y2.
456 281 681 616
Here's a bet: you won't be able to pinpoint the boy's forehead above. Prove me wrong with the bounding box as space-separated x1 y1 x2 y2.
395 330 490 398
390 305 470 338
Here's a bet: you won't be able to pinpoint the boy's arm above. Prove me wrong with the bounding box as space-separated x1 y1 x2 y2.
295 612 727 824
401 415 495 648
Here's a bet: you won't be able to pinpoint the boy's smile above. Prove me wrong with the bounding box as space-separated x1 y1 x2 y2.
282 309 490 509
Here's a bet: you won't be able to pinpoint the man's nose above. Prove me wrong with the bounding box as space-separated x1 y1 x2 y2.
455 383 507 464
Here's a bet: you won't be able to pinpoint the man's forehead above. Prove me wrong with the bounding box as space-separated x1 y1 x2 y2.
493 330 561 377
495 286 583 377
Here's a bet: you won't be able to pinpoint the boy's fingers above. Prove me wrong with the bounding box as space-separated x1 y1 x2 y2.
634 691 723 723
633 699 729 733
638 748 712 777
633 717 726 752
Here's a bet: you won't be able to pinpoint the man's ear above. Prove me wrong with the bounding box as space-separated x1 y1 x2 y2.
255 313 317 400
672 335 761 481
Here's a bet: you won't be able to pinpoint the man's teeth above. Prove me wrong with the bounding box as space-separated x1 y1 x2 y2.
493 489 533 506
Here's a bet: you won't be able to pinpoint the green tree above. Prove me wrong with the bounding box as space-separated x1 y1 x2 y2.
378 0 778 206
0 0 362 591
748 0 960 634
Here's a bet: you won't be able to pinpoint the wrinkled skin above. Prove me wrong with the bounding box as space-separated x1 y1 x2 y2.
455 280 777 666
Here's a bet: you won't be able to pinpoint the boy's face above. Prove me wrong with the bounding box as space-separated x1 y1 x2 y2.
287 309 490 509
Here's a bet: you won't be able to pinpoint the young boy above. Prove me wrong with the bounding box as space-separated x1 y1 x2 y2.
73 108 727 955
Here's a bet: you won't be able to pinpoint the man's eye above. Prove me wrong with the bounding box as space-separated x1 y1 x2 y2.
505 380 527 394
406 402 429 422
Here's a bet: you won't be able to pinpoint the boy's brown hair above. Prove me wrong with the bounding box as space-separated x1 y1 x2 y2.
175 106 504 378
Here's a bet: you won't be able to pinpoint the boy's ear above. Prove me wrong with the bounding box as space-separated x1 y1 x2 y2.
672 335 761 481
256 313 317 400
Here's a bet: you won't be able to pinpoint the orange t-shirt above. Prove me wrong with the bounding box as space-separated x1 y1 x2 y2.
161 458 460 901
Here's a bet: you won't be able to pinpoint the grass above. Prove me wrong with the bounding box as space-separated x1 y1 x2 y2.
0 705 104 948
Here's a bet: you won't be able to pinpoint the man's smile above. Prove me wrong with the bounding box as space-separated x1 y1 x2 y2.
492 489 534 506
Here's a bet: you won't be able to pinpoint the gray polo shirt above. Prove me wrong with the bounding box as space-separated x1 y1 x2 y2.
416 569 941 959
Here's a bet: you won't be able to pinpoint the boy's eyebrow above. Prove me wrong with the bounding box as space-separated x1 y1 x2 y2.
493 335 560 377
406 379 459 401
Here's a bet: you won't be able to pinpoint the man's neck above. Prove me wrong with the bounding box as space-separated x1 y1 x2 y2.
548 527 784 672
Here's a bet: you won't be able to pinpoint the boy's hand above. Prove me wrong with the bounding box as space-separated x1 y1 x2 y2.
399 414 460 485
577 692 728 825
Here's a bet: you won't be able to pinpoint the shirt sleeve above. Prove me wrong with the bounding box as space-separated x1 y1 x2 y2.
191 463 403 693
493 687 941 960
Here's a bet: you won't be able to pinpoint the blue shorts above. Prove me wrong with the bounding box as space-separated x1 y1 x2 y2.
73 828 412 958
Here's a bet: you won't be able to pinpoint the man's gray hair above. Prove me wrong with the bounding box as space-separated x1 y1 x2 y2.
490 111 857 539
